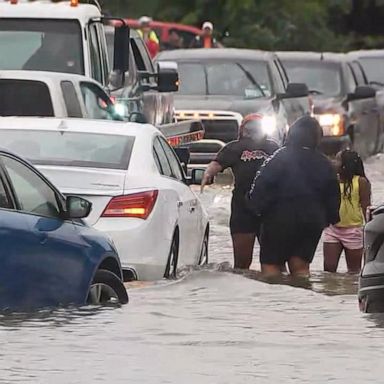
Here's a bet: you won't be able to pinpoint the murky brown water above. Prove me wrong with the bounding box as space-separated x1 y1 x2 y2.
1 155 384 383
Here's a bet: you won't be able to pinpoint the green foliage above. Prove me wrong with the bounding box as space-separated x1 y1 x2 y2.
102 0 383 51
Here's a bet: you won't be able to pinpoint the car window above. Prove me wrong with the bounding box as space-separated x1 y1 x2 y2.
2 156 61 218
158 138 184 181
153 137 172 177
273 60 287 91
177 61 271 98
61 81 83 118
282 60 342 96
0 79 54 117
89 24 103 84
351 62 367 85
131 38 146 72
80 82 114 120
0 130 135 170
0 19 84 75
96 23 109 86
0 174 12 210
133 37 155 73
346 64 358 92
358 57 384 86
177 62 206 95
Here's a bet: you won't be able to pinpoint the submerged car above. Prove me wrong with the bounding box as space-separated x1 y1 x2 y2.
156 48 310 164
0 117 209 281
0 149 128 311
277 52 381 158
359 205 384 313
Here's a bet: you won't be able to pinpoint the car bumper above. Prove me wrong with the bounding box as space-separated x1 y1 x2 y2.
94 217 172 281
320 135 351 156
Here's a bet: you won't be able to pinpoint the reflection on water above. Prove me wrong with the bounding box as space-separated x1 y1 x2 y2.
1 156 384 383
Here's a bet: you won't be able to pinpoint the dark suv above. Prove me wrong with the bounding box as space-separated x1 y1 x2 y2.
156 48 311 164
278 52 381 158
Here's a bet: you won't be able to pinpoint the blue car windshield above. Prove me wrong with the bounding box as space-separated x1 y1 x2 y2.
0 130 135 170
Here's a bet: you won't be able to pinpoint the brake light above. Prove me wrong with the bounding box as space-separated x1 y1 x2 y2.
102 190 158 219
70 0 78 6
10 0 18 4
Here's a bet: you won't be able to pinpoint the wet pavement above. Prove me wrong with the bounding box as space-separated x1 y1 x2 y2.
1 154 384 383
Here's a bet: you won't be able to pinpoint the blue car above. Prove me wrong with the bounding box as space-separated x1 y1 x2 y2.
0 150 128 310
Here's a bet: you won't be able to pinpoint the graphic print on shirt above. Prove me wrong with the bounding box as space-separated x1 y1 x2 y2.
240 150 268 162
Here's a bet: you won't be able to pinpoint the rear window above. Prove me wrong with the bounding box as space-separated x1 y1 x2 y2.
0 130 135 170
0 79 54 116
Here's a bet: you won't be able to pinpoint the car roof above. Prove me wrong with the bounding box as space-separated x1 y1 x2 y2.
276 51 346 63
0 117 159 138
0 70 101 85
348 49 384 58
0 1 101 24
157 48 277 62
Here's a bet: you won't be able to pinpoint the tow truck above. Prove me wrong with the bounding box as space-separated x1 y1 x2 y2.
0 0 203 148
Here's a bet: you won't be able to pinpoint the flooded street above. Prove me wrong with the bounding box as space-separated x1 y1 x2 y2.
2 155 384 384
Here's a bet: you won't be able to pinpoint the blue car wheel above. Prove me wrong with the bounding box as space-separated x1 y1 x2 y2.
87 269 128 305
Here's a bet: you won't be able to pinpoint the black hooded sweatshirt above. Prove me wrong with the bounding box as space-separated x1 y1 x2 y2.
247 116 340 228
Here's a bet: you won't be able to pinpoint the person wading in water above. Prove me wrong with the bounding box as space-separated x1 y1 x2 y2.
323 150 371 273
247 115 340 277
201 113 279 269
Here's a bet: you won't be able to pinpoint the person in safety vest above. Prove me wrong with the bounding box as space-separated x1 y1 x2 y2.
201 114 279 269
190 21 220 49
137 16 160 58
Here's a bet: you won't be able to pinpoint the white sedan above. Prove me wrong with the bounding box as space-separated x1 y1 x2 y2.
0 117 209 281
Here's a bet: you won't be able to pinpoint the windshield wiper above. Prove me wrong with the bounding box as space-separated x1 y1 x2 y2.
236 63 266 97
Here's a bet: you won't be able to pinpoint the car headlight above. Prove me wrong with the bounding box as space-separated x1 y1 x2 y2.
261 115 277 135
315 113 344 136
114 103 127 117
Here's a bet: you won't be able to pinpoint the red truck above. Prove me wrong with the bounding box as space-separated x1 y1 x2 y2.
125 19 202 49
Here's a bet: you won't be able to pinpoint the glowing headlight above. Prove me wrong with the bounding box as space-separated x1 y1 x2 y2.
315 113 344 136
261 115 277 136
114 103 127 117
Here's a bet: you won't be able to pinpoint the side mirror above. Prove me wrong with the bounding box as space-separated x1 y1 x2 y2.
66 196 92 219
113 25 130 74
348 85 376 101
157 61 179 93
189 168 211 186
282 83 309 98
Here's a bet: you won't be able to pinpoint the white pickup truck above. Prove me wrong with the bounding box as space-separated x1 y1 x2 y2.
0 71 123 120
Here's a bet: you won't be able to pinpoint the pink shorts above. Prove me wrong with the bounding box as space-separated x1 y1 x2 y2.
323 225 363 250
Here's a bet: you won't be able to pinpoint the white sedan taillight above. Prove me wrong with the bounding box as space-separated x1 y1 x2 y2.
101 190 158 219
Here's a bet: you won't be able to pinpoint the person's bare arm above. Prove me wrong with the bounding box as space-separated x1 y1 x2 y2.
359 177 371 222
201 161 223 192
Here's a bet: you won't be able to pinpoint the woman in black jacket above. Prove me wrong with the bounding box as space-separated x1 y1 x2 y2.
248 116 340 277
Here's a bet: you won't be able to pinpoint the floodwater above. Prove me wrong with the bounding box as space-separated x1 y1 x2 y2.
2 156 384 384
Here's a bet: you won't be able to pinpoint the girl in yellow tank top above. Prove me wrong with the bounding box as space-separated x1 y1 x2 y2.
323 150 371 273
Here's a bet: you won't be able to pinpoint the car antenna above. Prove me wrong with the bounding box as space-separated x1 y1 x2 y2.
320 52 324 61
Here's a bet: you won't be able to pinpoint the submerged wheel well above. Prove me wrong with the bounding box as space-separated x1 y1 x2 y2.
98 257 122 280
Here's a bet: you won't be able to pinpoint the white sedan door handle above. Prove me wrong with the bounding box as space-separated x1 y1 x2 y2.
177 201 183 208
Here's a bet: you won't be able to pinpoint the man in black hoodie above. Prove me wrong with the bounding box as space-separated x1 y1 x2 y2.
248 116 340 277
